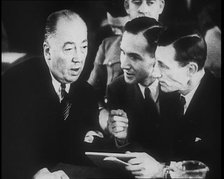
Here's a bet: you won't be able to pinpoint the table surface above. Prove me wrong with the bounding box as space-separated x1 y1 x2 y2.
53 163 134 179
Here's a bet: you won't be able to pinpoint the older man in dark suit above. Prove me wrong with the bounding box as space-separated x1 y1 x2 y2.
2 10 100 179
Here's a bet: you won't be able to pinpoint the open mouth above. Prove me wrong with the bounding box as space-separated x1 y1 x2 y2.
70 67 81 75
159 81 167 86
71 68 80 72
125 72 134 77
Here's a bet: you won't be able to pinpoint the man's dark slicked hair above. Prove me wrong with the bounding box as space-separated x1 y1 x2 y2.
44 9 84 41
158 25 207 70
124 17 165 57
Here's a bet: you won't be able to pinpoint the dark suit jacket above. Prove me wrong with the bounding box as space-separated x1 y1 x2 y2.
106 75 174 160
163 70 221 178
107 72 221 178
2 56 99 179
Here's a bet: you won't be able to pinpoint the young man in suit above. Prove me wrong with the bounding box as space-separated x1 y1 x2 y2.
88 0 165 131
105 17 169 154
124 25 221 178
2 9 100 179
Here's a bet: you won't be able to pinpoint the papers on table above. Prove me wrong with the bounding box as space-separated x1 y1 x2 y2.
85 152 135 168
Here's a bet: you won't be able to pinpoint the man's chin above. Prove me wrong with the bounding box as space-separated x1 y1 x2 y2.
161 85 176 93
124 76 136 84
66 75 80 83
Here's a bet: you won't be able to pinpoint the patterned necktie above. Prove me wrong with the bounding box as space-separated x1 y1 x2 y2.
61 83 72 120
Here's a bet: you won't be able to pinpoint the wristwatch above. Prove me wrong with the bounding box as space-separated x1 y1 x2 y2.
163 162 171 179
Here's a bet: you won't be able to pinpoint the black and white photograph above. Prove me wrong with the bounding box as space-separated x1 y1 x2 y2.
2 0 221 178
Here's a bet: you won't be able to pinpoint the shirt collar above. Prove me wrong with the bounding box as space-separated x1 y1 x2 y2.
138 79 159 102
49 71 70 100
181 69 205 113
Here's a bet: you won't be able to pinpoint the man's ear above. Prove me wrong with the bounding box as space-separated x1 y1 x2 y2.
43 41 51 61
187 62 198 76
124 0 130 15
158 0 165 15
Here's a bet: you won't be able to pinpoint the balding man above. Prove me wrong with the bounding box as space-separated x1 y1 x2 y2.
2 9 99 179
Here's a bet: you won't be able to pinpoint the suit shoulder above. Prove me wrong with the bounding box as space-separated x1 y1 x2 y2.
2 57 42 83
72 80 97 97
79 80 96 92
203 71 221 94
108 75 126 89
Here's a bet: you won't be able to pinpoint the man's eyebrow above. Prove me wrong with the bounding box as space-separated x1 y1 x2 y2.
63 42 74 47
120 47 142 58
82 39 88 43
128 52 142 59
63 40 88 47
158 61 169 68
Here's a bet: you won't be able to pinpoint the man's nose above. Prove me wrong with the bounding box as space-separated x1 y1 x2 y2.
152 62 161 78
120 55 131 70
72 48 82 63
138 1 149 14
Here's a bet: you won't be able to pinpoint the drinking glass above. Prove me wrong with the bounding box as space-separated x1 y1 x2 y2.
169 160 209 179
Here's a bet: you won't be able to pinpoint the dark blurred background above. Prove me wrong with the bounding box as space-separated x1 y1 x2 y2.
2 1 109 53
2 0 221 78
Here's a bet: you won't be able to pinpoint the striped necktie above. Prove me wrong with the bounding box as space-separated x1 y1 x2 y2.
61 83 72 120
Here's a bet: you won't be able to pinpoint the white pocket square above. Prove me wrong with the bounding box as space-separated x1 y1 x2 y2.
84 130 104 143
194 137 202 142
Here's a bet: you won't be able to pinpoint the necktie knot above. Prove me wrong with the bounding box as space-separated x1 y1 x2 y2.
180 95 186 107
61 83 67 99
144 87 151 100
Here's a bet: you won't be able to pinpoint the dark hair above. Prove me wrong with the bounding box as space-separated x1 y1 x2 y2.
158 25 207 70
44 9 84 41
124 17 164 57
104 0 127 17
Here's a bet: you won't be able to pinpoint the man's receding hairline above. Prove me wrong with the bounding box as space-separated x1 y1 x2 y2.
46 15 86 42
57 13 86 28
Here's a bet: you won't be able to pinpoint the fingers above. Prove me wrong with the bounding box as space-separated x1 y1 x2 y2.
108 115 128 133
126 163 144 172
111 121 128 129
37 168 51 175
33 168 51 179
107 109 128 139
125 151 131 154
33 169 69 179
110 109 127 117
128 157 141 165
110 115 128 124
132 171 143 177
113 126 125 133
52 170 69 179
